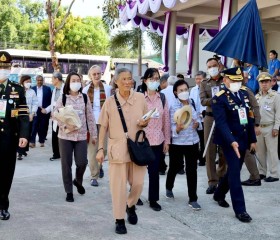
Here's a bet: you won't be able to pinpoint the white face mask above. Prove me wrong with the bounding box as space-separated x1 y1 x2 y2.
229 82 242 93
178 91 189 101
24 82 31 89
70 82 81 92
147 81 160 91
0 69 11 81
277 81 280 86
208 67 219 77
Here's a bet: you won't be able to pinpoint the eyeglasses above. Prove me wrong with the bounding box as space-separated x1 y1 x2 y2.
92 73 101 76
148 78 160 82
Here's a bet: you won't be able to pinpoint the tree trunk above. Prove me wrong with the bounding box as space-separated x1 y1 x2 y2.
137 29 142 77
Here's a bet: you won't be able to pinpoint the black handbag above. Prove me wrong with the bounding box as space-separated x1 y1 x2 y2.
114 94 155 166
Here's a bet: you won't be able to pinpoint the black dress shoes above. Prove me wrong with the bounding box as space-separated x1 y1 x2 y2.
50 156 60 161
206 185 217 194
235 212 252 222
149 201 162 211
126 205 138 225
0 209 10 220
115 219 127 234
73 179 85 194
241 179 261 186
66 193 74 202
264 176 279 182
259 174 266 180
213 196 230 208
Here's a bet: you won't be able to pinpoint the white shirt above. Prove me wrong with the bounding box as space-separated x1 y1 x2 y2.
45 83 64 114
190 85 206 129
82 83 112 123
160 85 176 110
36 86 43 107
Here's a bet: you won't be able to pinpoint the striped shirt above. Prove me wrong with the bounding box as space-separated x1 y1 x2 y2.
170 98 200 146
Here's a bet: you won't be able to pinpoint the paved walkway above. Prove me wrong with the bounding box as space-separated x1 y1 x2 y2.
1 134 280 240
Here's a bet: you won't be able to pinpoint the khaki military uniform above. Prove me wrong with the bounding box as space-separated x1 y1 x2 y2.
242 87 261 180
255 89 280 178
200 76 226 186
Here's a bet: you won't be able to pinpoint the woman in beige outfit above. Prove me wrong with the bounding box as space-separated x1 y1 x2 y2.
96 68 149 234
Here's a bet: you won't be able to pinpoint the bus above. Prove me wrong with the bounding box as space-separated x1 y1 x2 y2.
4 49 111 84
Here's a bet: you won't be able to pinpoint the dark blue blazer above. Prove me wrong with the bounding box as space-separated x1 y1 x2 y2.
32 85 52 109
272 84 278 91
212 87 257 152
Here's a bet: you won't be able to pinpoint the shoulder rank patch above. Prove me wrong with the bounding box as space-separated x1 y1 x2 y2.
240 86 247 90
215 89 225 97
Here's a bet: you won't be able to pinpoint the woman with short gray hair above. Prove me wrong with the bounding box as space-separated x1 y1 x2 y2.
96 68 149 234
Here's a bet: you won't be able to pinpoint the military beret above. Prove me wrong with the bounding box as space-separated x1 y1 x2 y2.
0 51 12 67
222 67 243 81
257 72 272 82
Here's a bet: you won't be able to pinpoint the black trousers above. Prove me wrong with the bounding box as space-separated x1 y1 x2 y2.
18 121 33 154
159 151 167 172
30 110 50 144
214 146 246 214
0 136 17 210
148 144 163 202
166 143 199 202
52 122 60 158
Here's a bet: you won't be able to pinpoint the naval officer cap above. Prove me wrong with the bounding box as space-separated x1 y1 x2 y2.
257 72 272 82
222 67 244 81
0 51 12 68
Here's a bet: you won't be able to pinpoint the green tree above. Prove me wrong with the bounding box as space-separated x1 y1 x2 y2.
0 0 43 49
32 15 109 55
45 0 76 70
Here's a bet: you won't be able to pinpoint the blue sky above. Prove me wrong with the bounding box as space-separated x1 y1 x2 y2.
63 0 104 17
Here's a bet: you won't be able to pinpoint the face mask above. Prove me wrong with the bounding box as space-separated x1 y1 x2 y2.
0 69 11 81
229 82 242 93
147 81 160 91
208 67 219 77
277 81 280 86
70 82 81 92
178 91 189 101
24 82 31 89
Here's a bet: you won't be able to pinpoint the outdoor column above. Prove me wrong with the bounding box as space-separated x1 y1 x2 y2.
231 0 238 18
168 11 177 76
191 24 199 77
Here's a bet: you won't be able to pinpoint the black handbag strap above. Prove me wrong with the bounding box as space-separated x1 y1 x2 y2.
135 130 146 142
114 94 128 138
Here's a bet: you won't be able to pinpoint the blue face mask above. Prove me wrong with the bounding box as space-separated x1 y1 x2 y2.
147 81 160 91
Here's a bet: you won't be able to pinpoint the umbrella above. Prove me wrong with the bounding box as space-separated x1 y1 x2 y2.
203 0 267 68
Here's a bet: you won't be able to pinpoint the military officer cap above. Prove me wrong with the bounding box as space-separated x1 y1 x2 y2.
222 67 243 81
257 72 272 82
0 51 12 68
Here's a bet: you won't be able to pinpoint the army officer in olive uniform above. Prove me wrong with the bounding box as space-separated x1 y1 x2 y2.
0 51 29 220
212 67 257 223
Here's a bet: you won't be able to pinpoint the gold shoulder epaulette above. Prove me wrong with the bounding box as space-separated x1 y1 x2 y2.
215 90 225 97
240 86 247 90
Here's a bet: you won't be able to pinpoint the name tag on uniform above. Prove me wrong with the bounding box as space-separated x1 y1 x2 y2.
0 99 7 118
10 94 19 99
264 105 271 111
211 86 220 97
238 107 248 125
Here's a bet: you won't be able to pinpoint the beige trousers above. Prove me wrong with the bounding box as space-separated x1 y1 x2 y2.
257 125 279 178
244 150 260 180
204 116 226 185
109 161 146 220
87 127 108 180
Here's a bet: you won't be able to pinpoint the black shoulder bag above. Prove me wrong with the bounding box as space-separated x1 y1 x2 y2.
114 94 155 166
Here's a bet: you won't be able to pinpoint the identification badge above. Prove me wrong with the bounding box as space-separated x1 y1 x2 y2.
0 99 7 118
211 86 220 97
10 94 19 99
238 107 248 125
11 109 19 118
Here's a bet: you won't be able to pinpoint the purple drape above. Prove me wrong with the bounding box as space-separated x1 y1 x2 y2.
162 12 171 72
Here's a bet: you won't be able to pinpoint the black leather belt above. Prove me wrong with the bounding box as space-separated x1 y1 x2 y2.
205 112 213 117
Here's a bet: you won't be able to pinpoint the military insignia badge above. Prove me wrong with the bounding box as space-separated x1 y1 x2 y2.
236 68 241 74
0 54 7 62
